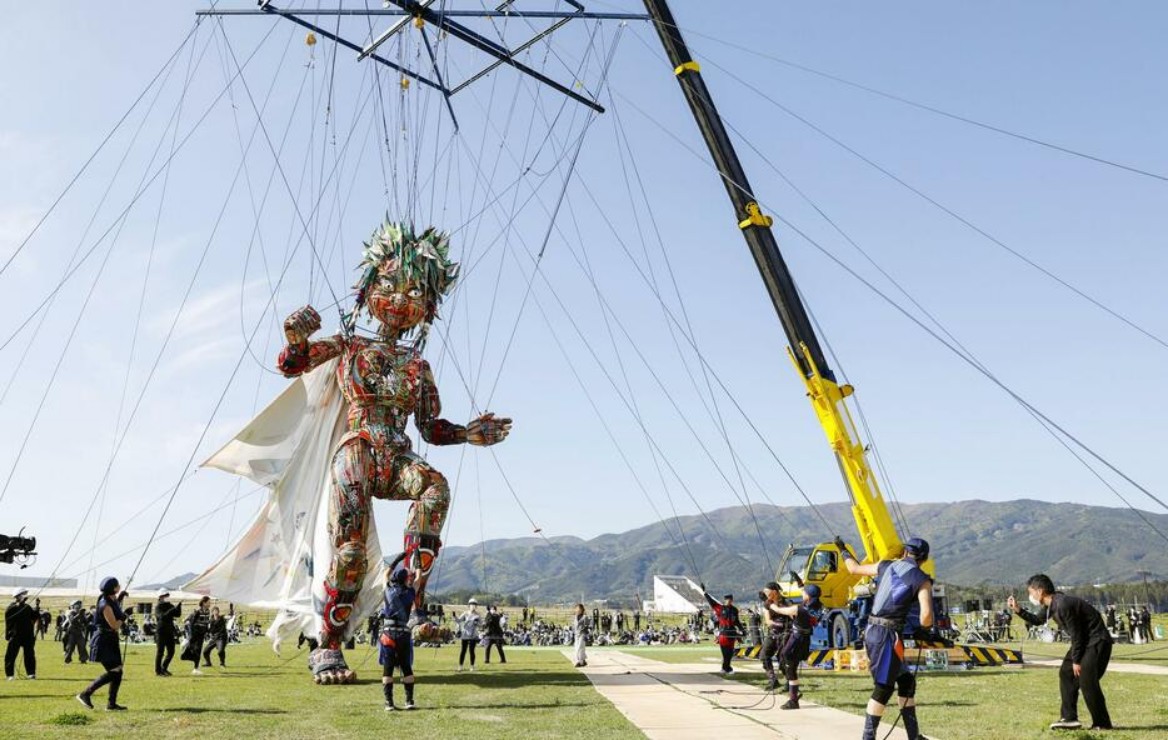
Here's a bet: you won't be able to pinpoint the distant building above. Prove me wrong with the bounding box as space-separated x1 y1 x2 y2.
0 575 77 589
645 575 704 614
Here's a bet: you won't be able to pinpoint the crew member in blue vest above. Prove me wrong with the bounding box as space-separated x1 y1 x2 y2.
766 583 823 710
379 561 417 711
77 576 132 711
838 536 934 740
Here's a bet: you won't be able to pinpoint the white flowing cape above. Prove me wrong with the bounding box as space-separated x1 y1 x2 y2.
183 359 384 650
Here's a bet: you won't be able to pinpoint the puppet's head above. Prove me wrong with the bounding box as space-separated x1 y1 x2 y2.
350 219 459 339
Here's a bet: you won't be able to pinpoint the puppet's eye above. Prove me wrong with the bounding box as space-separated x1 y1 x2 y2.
407 288 423 299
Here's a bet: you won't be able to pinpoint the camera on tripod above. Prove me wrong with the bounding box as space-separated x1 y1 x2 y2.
0 529 37 568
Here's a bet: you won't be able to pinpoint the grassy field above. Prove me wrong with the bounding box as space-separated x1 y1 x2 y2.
0 639 640 739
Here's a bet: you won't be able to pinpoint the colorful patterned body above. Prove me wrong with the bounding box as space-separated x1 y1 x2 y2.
279 335 461 650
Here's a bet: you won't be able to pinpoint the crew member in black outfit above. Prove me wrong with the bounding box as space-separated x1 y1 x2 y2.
4 587 38 679
766 583 822 710
154 590 181 676
76 576 131 711
202 606 228 668
1008 574 1114 731
63 600 89 665
483 606 507 664
182 596 211 675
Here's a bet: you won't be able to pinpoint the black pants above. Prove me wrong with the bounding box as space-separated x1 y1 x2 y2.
155 635 176 673
760 632 780 676
4 636 36 677
202 637 226 667
65 634 88 664
459 639 477 666
1060 642 1112 728
719 644 735 672
485 639 506 663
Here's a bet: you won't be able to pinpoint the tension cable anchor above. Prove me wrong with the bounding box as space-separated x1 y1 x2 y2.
738 201 773 230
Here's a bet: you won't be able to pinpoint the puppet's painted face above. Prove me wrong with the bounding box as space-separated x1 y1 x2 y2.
366 271 429 333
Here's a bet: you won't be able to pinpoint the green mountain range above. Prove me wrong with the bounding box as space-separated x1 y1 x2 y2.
431 500 1168 602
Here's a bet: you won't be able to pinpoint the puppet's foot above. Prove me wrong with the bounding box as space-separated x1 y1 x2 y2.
308 648 356 685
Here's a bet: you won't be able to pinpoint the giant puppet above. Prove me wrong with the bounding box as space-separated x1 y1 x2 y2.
187 221 510 683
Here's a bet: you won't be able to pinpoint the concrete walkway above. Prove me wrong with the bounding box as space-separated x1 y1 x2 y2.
1027 658 1168 675
566 649 912 740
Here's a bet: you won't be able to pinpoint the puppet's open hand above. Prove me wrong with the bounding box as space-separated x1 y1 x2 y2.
466 412 512 446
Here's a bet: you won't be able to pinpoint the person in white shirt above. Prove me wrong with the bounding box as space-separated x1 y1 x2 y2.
454 599 482 671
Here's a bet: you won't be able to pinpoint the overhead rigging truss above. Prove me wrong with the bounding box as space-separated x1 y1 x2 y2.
197 1 650 129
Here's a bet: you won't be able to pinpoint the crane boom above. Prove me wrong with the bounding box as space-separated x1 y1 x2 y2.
641 0 906 568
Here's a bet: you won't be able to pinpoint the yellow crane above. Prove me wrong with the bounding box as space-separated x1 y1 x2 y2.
643 0 940 649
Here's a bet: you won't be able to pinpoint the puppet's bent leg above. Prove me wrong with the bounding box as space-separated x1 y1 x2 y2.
392 455 450 615
319 440 373 659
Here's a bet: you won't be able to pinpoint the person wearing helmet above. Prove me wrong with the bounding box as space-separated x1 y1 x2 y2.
765 583 823 709
63 599 89 665
700 583 746 675
5 587 39 679
837 536 933 740
154 590 181 676
377 563 417 709
77 576 132 710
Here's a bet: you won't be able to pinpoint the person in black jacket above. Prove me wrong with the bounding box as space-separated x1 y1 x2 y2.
76 576 131 711
1009 574 1113 731
154 590 181 676
202 607 228 668
4 587 39 679
63 600 89 665
766 584 822 710
483 606 506 664
182 596 212 675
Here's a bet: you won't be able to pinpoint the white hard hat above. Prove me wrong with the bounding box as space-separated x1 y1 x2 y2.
12 587 28 599
468 598 478 605
157 588 171 598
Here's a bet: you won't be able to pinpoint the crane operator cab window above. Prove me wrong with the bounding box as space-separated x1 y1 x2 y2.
806 549 838 581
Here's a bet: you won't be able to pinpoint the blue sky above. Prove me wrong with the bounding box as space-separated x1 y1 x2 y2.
1 2 1165 591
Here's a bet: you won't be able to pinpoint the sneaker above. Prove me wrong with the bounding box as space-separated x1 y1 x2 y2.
469 666 474 672
780 699 800 710
384 703 397 712
27 674 35 680
106 703 127 711
5 677 13 682
192 669 204 676
404 701 416 711
1089 726 1113 731
76 693 94 710
1050 719 1083 730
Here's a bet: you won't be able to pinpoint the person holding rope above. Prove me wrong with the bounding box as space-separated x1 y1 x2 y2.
766 583 822 710
758 581 788 691
4 587 39 680
838 536 934 740
700 583 745 675
182 596 211 675
378 563 417 709
154 590 180 676
202 606 228 669
63 599 89 665
76 576 131 711
1008 574 1113 731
